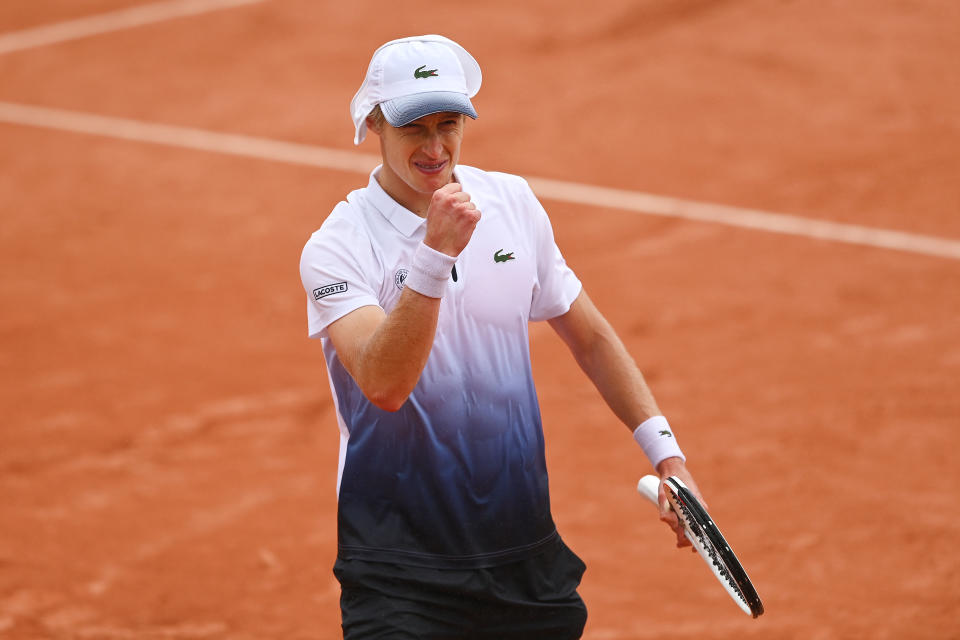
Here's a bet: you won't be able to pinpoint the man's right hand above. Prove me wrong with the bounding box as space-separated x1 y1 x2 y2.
423 183 481 257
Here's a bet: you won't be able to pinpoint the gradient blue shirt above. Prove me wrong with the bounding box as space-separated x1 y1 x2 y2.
300 165 582 568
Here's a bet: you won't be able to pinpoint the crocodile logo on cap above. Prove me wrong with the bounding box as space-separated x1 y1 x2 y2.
414 65 439 79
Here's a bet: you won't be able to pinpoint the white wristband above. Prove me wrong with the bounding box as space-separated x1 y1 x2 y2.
404 242 456 298
633 415 685 468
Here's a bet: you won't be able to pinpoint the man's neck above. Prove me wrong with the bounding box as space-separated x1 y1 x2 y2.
373 168 430 216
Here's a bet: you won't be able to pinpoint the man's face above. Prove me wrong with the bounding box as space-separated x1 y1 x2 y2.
373 111 465 212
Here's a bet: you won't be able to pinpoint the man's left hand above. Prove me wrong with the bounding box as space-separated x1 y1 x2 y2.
654 457 706 550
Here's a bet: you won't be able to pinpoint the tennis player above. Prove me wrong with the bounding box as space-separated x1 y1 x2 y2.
299 34 706 639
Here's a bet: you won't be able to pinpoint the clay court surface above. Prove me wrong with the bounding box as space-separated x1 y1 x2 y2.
1 1 959 638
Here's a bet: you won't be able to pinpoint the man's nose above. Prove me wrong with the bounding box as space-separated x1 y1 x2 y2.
421 132 443 158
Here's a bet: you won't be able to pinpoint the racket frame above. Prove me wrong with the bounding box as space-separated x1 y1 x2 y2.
637 474 764 618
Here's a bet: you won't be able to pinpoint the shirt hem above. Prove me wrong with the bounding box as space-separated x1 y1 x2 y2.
336 529 560 570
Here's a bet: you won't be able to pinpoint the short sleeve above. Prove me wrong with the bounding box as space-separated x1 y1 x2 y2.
524 183 582 322
299 208 382 339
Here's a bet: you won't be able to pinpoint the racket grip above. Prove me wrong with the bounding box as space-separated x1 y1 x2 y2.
638 475 695 545
637 474 662 506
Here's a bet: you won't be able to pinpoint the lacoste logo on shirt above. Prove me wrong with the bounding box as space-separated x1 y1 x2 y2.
414 65 438 79
314 282 347 300
494 249 515 263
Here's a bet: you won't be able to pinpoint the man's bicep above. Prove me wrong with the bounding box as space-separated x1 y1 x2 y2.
547 289 603 354
326 305 386 378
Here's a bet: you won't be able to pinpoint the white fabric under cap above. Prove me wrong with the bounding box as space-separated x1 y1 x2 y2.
350 35 481 145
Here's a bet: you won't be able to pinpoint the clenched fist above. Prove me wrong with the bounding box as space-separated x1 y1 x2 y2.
423 183 481 257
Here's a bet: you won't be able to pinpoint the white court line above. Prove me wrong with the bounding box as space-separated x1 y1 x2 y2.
0 0 266 56
1 100 959 262
0 101 381 174
525 176 960 261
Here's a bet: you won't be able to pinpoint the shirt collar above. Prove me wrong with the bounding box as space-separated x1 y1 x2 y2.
365 166 426 238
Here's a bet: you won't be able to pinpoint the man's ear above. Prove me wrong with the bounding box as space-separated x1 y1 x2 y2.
365 116 381 135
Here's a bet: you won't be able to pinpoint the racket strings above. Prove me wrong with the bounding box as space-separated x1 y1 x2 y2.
650 477 763 618
674 496 750 608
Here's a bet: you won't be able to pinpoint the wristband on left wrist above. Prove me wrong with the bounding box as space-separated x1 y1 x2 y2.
633 415 686 469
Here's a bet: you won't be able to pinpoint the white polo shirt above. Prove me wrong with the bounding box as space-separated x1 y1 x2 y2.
299 164 582 569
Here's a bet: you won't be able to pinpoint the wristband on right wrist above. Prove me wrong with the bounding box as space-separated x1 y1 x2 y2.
404 242 456 298
633 415 686 469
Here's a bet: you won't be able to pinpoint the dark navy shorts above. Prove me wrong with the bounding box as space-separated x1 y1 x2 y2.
334 539 588 639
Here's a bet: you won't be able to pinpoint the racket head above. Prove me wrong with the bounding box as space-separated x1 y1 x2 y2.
662 476 764 618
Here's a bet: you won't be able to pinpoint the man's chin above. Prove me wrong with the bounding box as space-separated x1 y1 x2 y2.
417 171 454 192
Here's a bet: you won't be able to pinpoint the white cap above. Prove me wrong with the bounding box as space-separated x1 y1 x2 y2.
350 35 481 145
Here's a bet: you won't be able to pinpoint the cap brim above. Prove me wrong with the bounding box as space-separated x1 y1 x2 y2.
380 91 478 127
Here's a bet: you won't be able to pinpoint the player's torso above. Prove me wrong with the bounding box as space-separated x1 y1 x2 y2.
332 168 555 568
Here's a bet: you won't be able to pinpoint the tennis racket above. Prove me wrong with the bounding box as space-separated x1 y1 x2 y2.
637 474 764 618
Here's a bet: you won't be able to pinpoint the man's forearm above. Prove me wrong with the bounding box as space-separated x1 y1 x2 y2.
334 288 441 412
575 324 662 431
549 292 662 431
